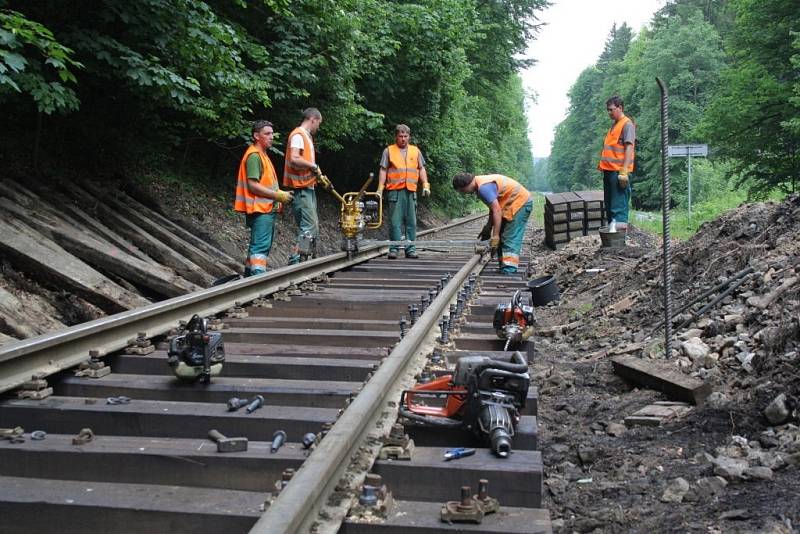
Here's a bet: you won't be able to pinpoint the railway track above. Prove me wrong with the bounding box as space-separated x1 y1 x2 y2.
0 214 551 534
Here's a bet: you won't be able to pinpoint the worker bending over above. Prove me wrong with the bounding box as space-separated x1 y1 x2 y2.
452 173 532 274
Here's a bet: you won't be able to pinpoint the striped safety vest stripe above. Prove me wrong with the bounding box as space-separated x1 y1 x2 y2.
474 174 531 221
598 115 635 172
385 144 421 191
233 145 277 214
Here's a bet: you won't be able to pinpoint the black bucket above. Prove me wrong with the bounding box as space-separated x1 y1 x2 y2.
527 275 559 307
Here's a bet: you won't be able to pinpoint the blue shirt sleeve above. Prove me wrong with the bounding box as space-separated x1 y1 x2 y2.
477 183 498 205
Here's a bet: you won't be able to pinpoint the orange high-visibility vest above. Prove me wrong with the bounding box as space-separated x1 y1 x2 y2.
385 144 421 191
234 145 277 214
474 174 531 221
283 127 316 189
598 115 635 172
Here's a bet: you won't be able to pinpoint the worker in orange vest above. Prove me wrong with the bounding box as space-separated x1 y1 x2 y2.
284 108 324 264
234 120 293 275
597 95 635 230
376 124 430 259
452 173 532 275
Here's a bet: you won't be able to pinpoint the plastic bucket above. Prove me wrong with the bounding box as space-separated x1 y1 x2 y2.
599 227 626 248
527 275 559 306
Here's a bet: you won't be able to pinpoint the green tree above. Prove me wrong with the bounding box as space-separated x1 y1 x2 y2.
697 0 800 195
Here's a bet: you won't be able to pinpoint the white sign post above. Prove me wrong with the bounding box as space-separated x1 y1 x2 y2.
667 144 708 218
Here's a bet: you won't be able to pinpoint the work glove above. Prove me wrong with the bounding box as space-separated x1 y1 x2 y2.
489 236 500 257
274 190 294 203
477 223 492 241
376 184 384 198
421 182 431 197
316 173 332 190
617 172 629 189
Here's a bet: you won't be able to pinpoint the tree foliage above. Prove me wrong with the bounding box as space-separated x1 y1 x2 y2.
0 0 546 216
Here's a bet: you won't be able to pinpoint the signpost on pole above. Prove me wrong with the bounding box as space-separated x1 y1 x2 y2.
667 144 708 218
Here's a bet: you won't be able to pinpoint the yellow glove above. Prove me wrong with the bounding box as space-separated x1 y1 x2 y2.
376 185 384 197
489 236 500 258
618 172 629 189
421 182 431 197
274 190 294 203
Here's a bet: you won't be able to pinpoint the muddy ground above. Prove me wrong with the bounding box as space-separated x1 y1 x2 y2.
526 196 800 533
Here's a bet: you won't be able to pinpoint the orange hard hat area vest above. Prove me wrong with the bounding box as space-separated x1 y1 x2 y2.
234 145 278 214
283 127 316 189
474 174 531 221
598 115 635 173
386 144 421 191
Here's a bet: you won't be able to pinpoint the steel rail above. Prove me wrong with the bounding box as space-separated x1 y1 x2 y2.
0 212 486 395
249 251 486 533
0 245 385 394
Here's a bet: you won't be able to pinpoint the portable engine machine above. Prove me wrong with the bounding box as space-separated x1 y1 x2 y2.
399 351 530 457
167 314 225 383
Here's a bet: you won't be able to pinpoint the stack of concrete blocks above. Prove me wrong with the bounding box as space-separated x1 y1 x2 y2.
544 192 585 249
575 191 605 235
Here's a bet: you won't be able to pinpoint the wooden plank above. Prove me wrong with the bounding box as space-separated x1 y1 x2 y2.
75 190 215 287
373 447 542 508
344 500 552 533
0 196 200 298
0 434 305 491
0 476 261 534
118 185 242 272
611 355 712 405
78 182 237 278
0 217 149 312
0 396 336 440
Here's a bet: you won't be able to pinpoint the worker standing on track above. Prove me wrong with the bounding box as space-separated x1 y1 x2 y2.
597 95 636 230
234 120 293 276
284 107 324 264
452 173 532 275
376 124 430 259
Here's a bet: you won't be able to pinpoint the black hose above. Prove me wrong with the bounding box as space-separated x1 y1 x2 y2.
657 77 674 359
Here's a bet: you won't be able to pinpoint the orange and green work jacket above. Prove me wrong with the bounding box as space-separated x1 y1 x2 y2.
385 144 421 191
598 115 635 173
283 127 316 189
234 145 278 214
474 174 531 221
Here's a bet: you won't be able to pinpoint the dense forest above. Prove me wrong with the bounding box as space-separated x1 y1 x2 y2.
0 0 545 214
547 0 799 210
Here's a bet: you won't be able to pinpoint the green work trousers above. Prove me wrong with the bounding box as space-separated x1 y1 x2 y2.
289 188 319 263
245 212 276 276
498 199 533 274
386 188 417 255
603 171 631 224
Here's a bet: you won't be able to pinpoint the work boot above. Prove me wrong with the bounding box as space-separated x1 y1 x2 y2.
405 252 419 259
387 251 398 259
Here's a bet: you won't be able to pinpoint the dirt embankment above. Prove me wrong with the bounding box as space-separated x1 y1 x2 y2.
526 195 800 533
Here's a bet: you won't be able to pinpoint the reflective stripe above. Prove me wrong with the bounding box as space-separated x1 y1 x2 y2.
386 145 421 191
598 115 635 172
500 254 520 266
474 174 531 221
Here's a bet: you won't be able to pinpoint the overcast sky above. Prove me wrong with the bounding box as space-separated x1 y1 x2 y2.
523 0 665 158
